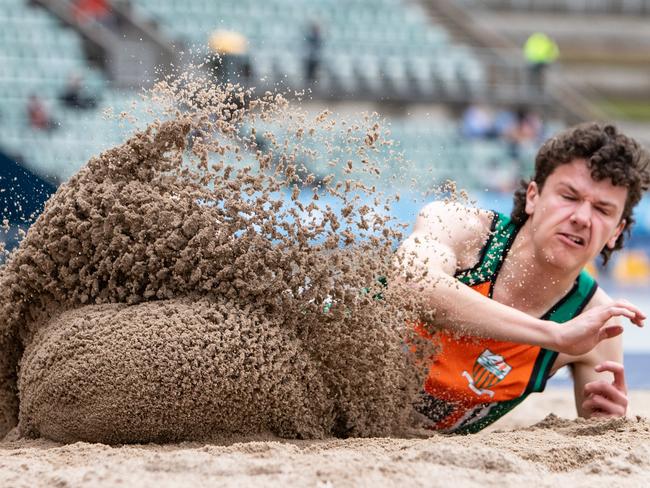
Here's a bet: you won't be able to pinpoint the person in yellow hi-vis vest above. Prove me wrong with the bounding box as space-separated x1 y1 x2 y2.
524 32 559 94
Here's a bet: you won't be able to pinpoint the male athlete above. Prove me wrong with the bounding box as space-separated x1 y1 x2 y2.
395 122 650 433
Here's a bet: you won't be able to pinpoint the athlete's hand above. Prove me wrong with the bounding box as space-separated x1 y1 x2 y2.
582 361 628 418
552 300 645 356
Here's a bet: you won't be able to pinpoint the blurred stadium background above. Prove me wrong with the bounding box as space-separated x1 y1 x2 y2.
2 0 650 319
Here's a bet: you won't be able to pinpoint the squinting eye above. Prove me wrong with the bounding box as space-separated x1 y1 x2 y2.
562 195 576 201
596 207 609 215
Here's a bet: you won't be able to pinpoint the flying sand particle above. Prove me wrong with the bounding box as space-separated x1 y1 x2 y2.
0 68 457 444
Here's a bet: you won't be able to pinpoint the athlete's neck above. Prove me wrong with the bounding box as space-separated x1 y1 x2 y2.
494 219 581 317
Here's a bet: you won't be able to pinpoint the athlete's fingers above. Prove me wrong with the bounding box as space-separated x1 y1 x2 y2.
581 397 602 415
601 306 636 322
584 380 628 405
583 395 626 417
610 300 646 326
598 323 623 341
594 361 627 391
582 394 626 417
613 299 646 318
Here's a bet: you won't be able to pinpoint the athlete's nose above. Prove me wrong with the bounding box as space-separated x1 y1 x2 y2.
570 201 592 228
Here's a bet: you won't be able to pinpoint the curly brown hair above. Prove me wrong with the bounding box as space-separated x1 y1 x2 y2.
511 122 650 265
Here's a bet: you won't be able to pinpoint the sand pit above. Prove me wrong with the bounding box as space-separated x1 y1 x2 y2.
2 73 650 487
0 77 430 444
2 390 650 487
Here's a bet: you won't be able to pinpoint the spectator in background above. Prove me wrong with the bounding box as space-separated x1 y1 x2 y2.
207 30 251 86
304 21 323 83
523 32 559 95
504 107 542 178
460 104 497 139
72 0 115 29
27 94 57 131
60 74 97 110
492 109 516 138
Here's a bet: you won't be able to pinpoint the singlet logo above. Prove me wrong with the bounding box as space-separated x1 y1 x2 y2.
462 349 512 398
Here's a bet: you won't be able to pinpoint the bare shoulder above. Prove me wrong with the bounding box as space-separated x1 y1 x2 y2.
412 202 494 268
414 201 492 239
582 285 615 311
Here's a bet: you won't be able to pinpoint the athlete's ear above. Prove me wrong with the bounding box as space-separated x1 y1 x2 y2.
606 219 626 249
525 181 539 216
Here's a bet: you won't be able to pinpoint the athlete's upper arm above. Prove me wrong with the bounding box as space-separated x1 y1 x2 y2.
395 202 491 280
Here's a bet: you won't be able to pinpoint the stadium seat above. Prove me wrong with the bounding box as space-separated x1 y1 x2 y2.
127 0 486 98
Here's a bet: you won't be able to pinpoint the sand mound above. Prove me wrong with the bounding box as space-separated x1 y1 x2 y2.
0 78 430 443
19 298 330 443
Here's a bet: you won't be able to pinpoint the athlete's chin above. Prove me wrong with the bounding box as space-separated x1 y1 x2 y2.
542 249 587 271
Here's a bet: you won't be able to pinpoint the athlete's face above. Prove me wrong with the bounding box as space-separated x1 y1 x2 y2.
525 158 627 271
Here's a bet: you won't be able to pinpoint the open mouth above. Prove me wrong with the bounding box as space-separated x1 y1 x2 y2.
558 232 585 246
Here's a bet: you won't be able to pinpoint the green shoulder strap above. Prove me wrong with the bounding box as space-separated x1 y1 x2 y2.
527 270 598 393
455 211 519 289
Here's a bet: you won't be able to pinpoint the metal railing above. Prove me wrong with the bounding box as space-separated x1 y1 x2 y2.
463 0 650 15
32 0 177 88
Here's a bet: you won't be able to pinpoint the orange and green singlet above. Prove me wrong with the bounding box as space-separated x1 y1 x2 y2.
413 211 597 434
